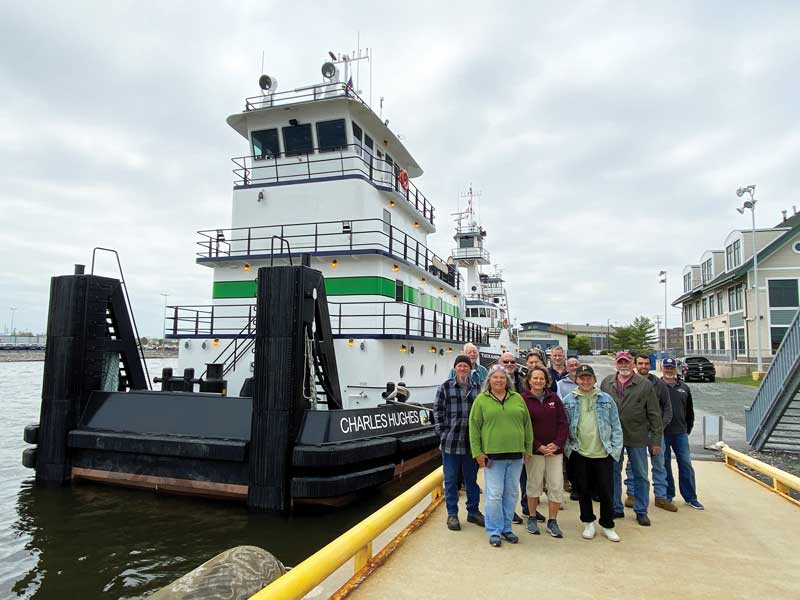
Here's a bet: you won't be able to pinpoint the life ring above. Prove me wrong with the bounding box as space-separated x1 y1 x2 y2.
502 319 508 327
398 169 409 191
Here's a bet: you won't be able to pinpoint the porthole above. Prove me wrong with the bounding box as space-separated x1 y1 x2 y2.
793 241 800 254
400 365 405 378
420 364 425 376
434 363 438 374
410 345 415 354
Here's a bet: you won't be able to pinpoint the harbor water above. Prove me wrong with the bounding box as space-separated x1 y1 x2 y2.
0 359 428 599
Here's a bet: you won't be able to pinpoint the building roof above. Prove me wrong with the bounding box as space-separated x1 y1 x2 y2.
519 321 570 335
671 219 800 306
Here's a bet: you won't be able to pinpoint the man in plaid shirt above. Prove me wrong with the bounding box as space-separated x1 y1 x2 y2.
435 354 485 530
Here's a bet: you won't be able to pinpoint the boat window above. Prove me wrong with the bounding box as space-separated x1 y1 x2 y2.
252 128 280 160
316 119 347 153
459 238 474 248
395 279 404 302
383 209 391 234
282 123 314 157
364 133 374 156
479 308 486 317
352 121 363 156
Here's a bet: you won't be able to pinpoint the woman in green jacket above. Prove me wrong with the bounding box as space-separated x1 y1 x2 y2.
469 364 533 547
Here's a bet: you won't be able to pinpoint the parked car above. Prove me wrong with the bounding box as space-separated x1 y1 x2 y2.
682 356 716 382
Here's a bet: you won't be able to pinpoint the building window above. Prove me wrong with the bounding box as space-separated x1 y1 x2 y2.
716 291 724 314
709 294 716 317
719 330 726 352
768 279 799 307
695 301 701 320
771 327 789 352
282 123 314 156
316 119 347 152
710 332 717 351
703 333 709 350
701 258 713 284
726 240 742 270
702 298 708 319
683 272 692 292
252 128 280 159
731 328 746 357
728 284 744 311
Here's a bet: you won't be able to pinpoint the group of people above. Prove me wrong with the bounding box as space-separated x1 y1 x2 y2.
433 343 702 547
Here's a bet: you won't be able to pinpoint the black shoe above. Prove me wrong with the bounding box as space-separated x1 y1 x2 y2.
636 513 651 526
570 491 580 501
512 512 523 524
466 512 485 527
447 515 461 531
592 495 600 502
521 507 530 517
535 511 546 522
501 531 519 543
613 511 625 519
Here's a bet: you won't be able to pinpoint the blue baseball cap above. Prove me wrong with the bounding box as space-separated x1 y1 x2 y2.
662 358 677 367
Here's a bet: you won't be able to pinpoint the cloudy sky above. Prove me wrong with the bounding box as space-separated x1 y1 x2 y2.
2 1 800 337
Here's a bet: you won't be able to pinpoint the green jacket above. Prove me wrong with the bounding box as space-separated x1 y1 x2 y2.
600 372 663 447
468 390 533 458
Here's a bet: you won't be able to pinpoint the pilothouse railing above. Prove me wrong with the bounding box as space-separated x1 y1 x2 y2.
165 301 487 346
230 143 435 225
197 219 460 290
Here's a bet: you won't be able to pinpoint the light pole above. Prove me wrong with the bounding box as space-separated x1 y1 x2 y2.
160 293 169 342
9 307 16 341
659 271 667 352
606 318 613 351
736 185 763 372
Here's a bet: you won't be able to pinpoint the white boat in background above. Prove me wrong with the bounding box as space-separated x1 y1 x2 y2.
451 187 518 363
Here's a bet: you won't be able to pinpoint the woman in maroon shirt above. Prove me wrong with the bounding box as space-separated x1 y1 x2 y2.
522 366 569 538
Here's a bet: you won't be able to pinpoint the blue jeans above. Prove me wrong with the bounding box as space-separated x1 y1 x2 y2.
663 433 698 502
625 435 667 500
442 452 480 516
614 446 649 514
484 458 524 537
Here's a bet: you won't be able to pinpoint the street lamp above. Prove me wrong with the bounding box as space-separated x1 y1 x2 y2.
736 185 763 372
9 307 16 340
606 318 614 351
659 271 667 352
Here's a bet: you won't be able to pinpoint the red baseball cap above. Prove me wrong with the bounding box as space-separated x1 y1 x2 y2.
615 351 633 363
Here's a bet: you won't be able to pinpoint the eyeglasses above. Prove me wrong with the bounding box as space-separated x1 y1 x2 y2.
501 360 515 364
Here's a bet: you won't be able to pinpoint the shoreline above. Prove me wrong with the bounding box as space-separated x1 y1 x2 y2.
0 350 178 363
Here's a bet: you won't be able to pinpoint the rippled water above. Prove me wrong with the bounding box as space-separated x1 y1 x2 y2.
0 359 426 599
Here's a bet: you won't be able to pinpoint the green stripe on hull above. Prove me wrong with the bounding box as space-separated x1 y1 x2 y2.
212 276 461 317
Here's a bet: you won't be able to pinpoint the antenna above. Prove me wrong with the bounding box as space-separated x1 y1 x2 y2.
260 50 264 75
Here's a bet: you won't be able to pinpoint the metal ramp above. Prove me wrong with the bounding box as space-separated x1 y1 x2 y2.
746 311 800 451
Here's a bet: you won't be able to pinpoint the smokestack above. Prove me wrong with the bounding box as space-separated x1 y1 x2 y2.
794 205 798 215
782 210 788 222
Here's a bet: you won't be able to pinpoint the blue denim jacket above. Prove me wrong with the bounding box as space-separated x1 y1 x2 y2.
562 388 623 462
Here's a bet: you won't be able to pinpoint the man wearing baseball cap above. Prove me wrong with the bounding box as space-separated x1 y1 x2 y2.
661 358 704 510
434 355 484 530
600 351 663 526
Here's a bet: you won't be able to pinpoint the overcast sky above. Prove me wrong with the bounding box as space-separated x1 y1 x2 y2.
2 1 800 337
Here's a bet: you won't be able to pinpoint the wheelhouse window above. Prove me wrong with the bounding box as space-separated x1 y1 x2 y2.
364 133 374 157
352 121 363 156
282 123 314 156
252 128 280 160
316 119 347 153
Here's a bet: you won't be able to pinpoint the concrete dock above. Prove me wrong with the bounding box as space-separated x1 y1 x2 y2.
346 461 800 600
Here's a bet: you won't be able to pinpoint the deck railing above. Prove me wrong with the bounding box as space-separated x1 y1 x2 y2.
231 143 435 225
166 301 487 346
244 82 369 112
197 218 460 290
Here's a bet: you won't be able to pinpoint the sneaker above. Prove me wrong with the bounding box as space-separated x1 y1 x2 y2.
501 531 519 543
489 535 502 547
613 511 625 519
527 516 540 535
546 519 563 538
535 510 546 522
570 491 580 501
466 512 485 527
582 522 596 539
624 495 635 508
512 512 523 524
601 526 621 542
655 498 678 512
635 513 651 526
521 507 530 517
447 515 461 531
686 499 705 510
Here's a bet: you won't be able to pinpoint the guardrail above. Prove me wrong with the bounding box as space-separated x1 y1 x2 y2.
719 443 800 507
244 82 369 112
197 218 459 289
231 143 435 225
249 466 444 600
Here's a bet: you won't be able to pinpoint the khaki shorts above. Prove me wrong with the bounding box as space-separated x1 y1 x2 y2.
525 453 564 504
